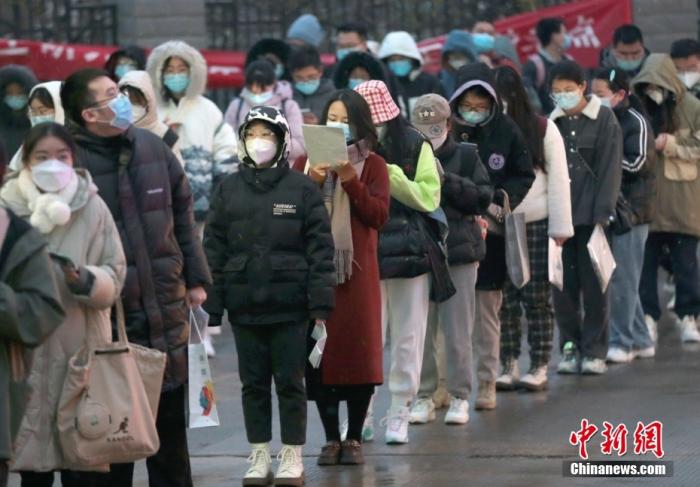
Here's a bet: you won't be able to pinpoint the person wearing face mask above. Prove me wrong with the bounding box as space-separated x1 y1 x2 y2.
523 17 573 115
631 54 700 346
409 94 493 426
491 66 573 392
0 139 65 487
246 37 295 101
354 80 441 445
439 30 478 98
60 68 212 487
548 60 623 376
9 81 66 171
0 65 38 157
289 45 338 125
449 62 535 409
599 25 649 78
225 60 306 161
591 68 656 363
291 89 390 465
147 40 238 228
104 45 147 82
0 122 126 487
333 51 401 103
204 106 335 486
671 38 700 100
378 31 445 121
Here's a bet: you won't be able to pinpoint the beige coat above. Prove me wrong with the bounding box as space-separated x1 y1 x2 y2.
0 168 126 472
632 54 700 237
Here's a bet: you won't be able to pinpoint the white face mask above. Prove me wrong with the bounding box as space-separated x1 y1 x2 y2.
246 138 277 166
679 71 700 89
449 59 468 71
132 104 147 123
502 100 509 114
645 87 665 105
31 158 73 192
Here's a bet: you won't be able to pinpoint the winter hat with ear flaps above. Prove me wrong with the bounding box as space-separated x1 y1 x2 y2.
237 105 291 165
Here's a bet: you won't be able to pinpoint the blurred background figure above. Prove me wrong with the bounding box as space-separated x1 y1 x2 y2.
289 45 338 125
0 65 38 156
670 38 700 100
286 13 325 48
104 45 147 82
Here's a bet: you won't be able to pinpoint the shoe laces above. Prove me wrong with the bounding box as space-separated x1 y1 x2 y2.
247 448 269 472
379 408 409 428
276 447 299 473
448 397 465 412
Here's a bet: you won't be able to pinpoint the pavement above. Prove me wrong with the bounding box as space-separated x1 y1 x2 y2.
7 293 700 486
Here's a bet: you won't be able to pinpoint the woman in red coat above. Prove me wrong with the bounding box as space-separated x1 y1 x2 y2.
293 89 390 466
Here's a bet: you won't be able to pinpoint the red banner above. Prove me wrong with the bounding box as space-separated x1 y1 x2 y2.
418 0 632 73
0 0 631 90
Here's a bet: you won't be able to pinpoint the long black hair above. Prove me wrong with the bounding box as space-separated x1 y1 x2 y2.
493 66 545 171
320 89 378 150
636 82 677 136
593 67 648 118
382 115 414 167
21 122 77 167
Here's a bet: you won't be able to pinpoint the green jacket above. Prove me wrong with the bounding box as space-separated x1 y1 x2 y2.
0 209 64 461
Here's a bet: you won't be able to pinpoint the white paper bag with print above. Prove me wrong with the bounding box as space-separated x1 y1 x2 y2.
587 224 616 293
548 238 564 291
188 307 220 428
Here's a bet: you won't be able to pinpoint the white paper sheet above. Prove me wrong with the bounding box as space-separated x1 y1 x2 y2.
302 124 349 168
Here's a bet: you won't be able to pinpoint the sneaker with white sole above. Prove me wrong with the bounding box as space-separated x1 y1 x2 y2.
519 365 548 391
633 346 655 359
444 398 469 425
475 381 496 410
581 357 607 375
203 334 216 358
243 443 273 487
382 406 410 444
679 315 700 343
340 408 374 443
557 342 579 374
408 398 435 424
645 315 658 345
495 359 520 391
275 445 304 487
606 347 634 364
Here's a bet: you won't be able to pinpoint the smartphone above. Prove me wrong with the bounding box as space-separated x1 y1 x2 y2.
49 253 78 272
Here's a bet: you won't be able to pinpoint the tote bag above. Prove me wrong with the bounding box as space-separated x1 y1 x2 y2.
503 191 531 289
187 307 220 429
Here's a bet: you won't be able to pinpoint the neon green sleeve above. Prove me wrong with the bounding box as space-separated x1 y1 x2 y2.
385 142 441 212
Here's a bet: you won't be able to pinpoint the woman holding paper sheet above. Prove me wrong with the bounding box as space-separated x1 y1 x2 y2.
548 60 623 376
294 89 390 466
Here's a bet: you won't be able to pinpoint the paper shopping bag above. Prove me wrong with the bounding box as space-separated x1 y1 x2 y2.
308 321 327 369
587 224 616 293
503 191 531 288
548 238 564 291
187 307 220 429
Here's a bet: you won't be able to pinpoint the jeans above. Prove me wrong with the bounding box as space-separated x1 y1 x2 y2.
610 224 654 351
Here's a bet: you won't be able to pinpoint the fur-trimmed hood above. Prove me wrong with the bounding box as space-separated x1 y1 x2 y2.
146 40 208 102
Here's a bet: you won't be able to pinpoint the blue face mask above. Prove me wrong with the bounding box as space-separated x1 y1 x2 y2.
615 56 643 73
472 33 495 53
245 89 274 106
348 78 366 89
388 59 413 78
163 73 190 94
336 48 356 61
274 64 285 80
4 94 28 111
552 91 582 111
108 94 134 129
459 109 489 125
327 121 353 142
562 34 573 50
295 79 321 96
115 64 135 80
30 114 55 126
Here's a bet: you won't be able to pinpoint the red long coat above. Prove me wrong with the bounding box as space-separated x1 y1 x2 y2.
293 153 390 385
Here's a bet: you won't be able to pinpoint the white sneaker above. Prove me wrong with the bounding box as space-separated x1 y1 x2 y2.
432 384 451 409
275 445 304 486
209 325 223 336
679 315 700 343
633 346 656 359
520 365 548 391
496 359 520 391
203 334 216 358
408 398 435 424
581 357 607 375
382 406 410 444
606 347 634 364
557 342 579 374
243 443 273 486
340 408 374 443
645 315 658 345
444 398 469 425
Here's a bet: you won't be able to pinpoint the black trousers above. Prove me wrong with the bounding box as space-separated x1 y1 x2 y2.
19 470 104 487
107 385 192 487
640 231 700 321
552 225 610 359
0 461 7 487
233 322 307 445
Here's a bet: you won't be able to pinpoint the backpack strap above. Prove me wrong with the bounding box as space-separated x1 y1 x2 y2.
528 53 546 89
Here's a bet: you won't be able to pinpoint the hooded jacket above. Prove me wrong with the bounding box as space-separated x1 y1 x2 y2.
0 209 64 463
1 169 126 472
440 30 478 98
379 31 445 120
204 106 335 326
118 70 183 164
0 65 38 157
9 81 66 171
550 95 623 227
292 78 337 120
631 54 700 237
147 40 238 222
333 52 401 103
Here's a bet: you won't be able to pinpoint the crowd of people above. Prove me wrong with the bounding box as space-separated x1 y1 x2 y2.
1 12 700 487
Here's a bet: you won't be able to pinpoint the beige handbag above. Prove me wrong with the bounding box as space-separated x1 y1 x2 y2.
57 300 166 467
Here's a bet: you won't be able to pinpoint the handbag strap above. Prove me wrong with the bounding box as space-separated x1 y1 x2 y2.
500 189 512 214
188 307 204 345
113 299 129 346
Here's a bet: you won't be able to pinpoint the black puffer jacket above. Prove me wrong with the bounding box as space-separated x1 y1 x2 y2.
0 65 37 156
437 139 493 265
376 126 432 279
71 123 212 390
